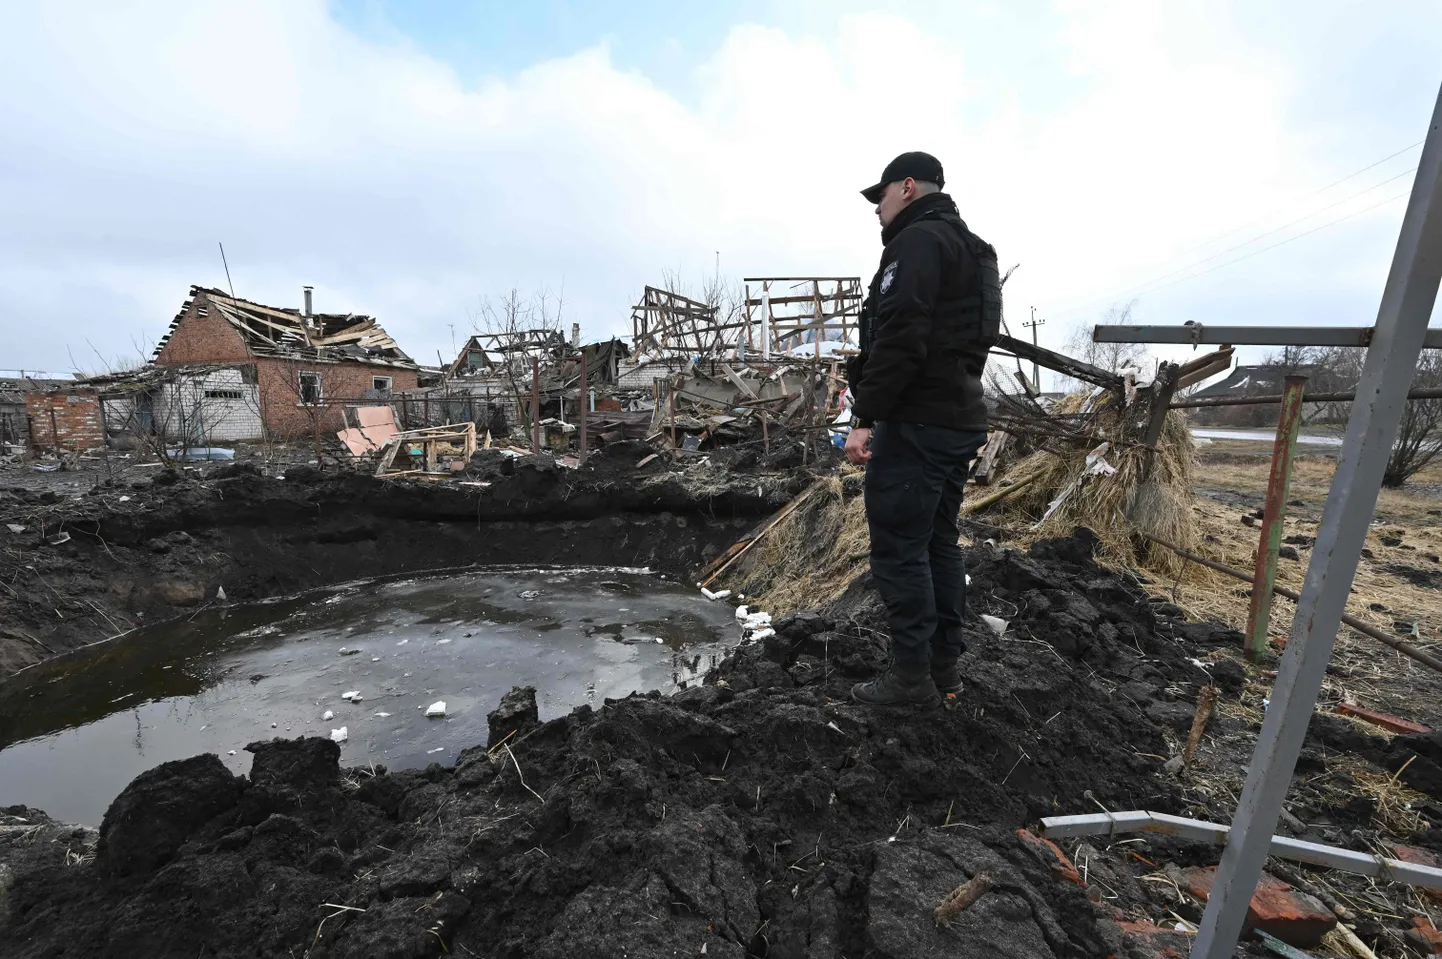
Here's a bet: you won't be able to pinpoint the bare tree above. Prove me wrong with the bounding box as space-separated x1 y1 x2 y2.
1384 349 1442 487
472 287 568 437
1061 301 1151 391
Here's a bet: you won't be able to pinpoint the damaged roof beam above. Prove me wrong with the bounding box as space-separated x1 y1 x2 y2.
993 333 1123 390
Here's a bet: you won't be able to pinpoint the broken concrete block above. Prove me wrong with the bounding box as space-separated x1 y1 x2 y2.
981 615 1008 637
341 691 362 702
425 701 446 718
338 647 359 656
322 710 333 721
1183 866 1336 947
329 726 348 743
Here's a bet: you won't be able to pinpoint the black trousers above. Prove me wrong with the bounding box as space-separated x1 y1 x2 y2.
863 421 987 667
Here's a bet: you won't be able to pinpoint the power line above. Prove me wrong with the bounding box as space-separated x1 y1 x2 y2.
1127 188 1410 299
1109 166 1417 297
1175 139 1423 257
1049 163 1419 323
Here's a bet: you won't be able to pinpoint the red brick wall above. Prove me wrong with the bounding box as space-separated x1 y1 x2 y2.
155 292 252 366
253 358 419 438
25 391 104 450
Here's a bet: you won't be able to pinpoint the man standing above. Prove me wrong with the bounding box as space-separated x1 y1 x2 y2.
844 151 1001 705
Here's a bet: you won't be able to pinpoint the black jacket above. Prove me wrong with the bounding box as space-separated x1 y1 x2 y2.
849 193 990 431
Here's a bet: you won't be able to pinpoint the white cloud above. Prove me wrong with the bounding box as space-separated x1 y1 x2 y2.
0 0 1439 376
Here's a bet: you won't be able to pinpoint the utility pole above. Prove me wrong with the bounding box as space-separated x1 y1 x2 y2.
1023 308 1046 392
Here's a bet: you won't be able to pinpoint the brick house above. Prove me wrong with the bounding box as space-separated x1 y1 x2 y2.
153 286 420 438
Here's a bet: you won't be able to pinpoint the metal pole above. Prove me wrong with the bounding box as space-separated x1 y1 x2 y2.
1192 83 1442 959
577 351 588 464
1024 307 1045 391
531 357 541 455
1245 374 1308 663
1173 385 1442 409
1094 323 1442 347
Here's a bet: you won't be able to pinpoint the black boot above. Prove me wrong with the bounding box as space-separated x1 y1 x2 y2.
931 656 962 696
851 661 939 705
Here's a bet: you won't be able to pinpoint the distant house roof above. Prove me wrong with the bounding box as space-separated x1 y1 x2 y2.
1 377 72 405
447 330 569 378
1188 364 1325 399
153 286 418 370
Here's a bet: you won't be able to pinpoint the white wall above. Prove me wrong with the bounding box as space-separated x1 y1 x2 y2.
157 369 263 443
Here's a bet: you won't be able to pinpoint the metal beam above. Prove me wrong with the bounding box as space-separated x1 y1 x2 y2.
1191 83 1442 959
1039 811 1442 891
1093 323 1442 348
1172 385 1442 409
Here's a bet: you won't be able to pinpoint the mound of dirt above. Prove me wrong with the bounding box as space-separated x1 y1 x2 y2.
0 460 818 676
0 531 1231 958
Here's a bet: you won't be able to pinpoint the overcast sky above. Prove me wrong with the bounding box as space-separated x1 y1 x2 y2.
2 0 1440 384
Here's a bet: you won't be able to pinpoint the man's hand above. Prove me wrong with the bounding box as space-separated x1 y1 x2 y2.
844 427 872 465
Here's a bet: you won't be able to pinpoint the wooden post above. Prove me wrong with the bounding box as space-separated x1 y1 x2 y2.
48 407 60 454
578 350 588 463
531 357 541 454
668 378 677 448
1245 375 1309 663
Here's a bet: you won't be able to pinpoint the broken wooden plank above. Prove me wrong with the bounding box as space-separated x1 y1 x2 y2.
1183 684 1219 768
699 479 829 588
994 333 1123 391
972 431 1011 485
934 872 994 927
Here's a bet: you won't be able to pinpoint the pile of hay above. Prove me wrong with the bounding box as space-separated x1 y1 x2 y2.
1000 391 1201 580
722 391 1203 612
726 473 872 614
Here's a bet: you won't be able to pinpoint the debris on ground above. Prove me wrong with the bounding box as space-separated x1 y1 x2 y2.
1 531 1439 956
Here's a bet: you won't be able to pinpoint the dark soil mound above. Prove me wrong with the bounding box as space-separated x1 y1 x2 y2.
0 532 1223 958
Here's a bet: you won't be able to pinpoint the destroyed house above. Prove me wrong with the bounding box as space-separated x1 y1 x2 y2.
152 286 420 437
2 377 70 452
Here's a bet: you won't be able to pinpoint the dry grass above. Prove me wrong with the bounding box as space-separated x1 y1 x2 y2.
1349 764 1430 837
726 473 872 613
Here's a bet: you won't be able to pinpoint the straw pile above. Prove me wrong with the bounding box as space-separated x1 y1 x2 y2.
1000 391 1201 580
727 473 872 614
724 390 1204 612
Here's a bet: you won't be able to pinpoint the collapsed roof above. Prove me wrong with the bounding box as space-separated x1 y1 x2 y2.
154 286 418 369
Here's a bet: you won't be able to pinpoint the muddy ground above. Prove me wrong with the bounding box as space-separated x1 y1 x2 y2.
4 530 1438 957
0 442 816 676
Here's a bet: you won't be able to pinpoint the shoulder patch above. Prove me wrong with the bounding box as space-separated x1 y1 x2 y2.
880 261 898 294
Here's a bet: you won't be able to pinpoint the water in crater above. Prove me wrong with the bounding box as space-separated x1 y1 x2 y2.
0 566 742 824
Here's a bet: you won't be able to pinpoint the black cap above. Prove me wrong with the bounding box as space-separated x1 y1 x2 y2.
860 152 944 203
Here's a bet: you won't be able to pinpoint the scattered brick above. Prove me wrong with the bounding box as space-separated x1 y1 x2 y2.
1335 702 1431 735
1390 845 1442 904
1406 917 1442 954
1016 828 1084 886
1183 866 1336 948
